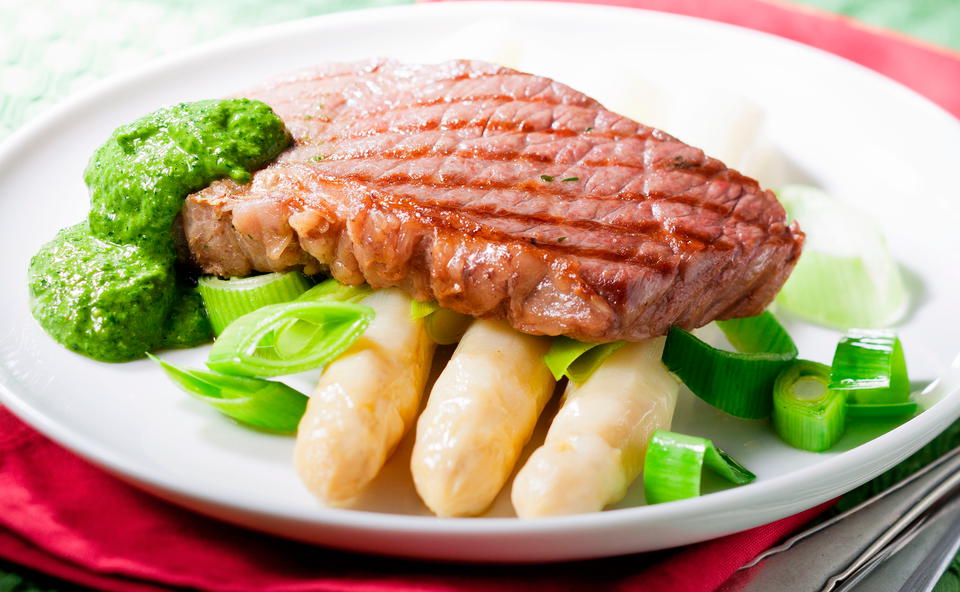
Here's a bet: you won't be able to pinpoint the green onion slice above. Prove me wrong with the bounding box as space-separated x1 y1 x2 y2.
207 301 375 377
830 329 909 404
847 402 918 419
410 300 440 319
425 308 472 345
198 272 310 335
772 360 846 452
643 430 755 504
409 300 472 344
661 312 798 418
775 185 908 329
149 354 306 433
297 278 371 303
544 337 625 383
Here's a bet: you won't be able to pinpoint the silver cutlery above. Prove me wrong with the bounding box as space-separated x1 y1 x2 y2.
717 443 960 591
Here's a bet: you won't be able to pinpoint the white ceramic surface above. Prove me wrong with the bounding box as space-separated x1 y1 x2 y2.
1 1 959 563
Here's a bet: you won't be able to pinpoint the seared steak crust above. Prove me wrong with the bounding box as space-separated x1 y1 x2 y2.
183 59 803 342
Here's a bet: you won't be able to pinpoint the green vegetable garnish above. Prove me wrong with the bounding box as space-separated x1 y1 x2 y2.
297 278 371 304
772 360 846 452
643 430 755 504
198 272 311 335
409 300 471 344
425 309 472 345
846 401 918 419
830 329 910 404
775 185 908 329
149 354 306 433
544 337 625 383
661 311 798 419
207 301 375 377
540 174 555 182
410 300 441 320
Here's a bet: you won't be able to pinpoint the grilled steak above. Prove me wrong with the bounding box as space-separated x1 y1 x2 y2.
182 59 803 342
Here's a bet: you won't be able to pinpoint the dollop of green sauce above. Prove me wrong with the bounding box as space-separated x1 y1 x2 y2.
29 223 175 362
28 99 290 362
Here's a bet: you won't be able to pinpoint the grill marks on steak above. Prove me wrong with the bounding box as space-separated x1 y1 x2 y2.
182 59 803 342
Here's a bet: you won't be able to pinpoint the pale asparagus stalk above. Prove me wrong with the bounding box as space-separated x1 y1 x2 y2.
511 338 678 517
294 288 435 507
411 319 555 517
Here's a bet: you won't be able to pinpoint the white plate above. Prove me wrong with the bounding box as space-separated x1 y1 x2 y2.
1 1 959 563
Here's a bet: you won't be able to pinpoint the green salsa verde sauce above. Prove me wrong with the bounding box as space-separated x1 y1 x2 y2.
28 99 290 362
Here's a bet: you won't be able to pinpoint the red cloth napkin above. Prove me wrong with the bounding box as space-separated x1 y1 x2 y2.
0 406 830 592
426 0 960 118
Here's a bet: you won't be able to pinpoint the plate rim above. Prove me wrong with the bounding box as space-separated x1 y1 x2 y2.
1 0 959 540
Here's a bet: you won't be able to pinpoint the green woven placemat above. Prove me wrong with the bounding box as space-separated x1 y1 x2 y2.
0 0 409 139
2 1 959 590
796 0 960 50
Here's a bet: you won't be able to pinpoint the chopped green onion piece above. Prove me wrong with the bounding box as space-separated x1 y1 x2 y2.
775 185 908 329
410 300 440 320
772 360 845 452
716 312 797 356
149 354 306 433
207 301 374 377
198 272 311 335
643 430 755 504
297 278 371 303
272 279 371 359
830 330 909 404
544 337 625 383
424 308 472 345
409 300 471 344
847 402 918 419
662 312 797 418
566 342 624 383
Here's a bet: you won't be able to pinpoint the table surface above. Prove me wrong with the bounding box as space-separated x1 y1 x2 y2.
2 0 959 590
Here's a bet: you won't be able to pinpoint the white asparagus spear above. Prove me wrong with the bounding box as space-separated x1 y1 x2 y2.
511 337 678 517
294 288 435 507
411 319 555 517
